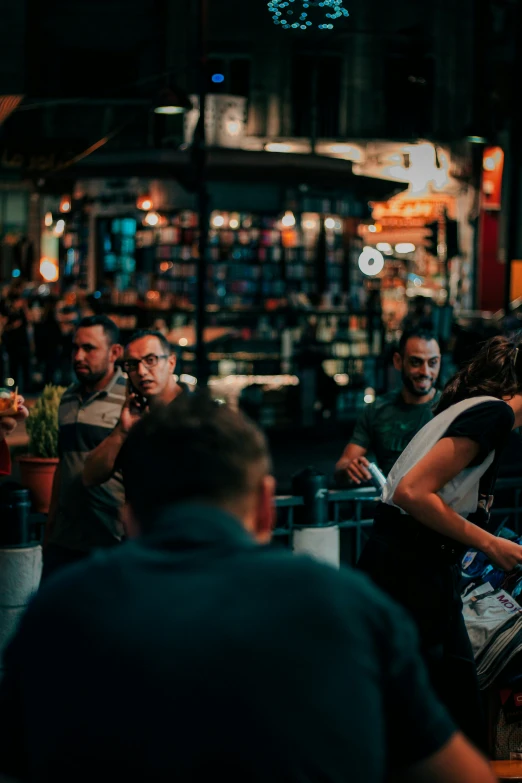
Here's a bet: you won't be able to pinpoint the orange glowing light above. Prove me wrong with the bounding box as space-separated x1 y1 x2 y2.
483 147 503 172
40 257 59 282
137 195 153 211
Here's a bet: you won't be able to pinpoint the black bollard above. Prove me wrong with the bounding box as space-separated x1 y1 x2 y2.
0 483 32 546
292 467 329 527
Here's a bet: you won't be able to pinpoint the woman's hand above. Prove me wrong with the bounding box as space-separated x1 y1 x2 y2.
485 536 522 572
0 395 29 440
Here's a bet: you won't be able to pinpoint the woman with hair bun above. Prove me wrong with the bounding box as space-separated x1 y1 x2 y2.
358 335 522 748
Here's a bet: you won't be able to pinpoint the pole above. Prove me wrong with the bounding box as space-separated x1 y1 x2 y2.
194 0 209 385
437 207 449 297
310 62 318 155
505 0 522 315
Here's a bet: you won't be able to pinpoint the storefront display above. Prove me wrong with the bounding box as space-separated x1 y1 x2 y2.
94 208 347 311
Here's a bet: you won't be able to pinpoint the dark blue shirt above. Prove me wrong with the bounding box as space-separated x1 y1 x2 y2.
0 503 454 782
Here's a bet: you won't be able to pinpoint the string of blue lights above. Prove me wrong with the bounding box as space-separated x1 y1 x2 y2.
267 0 349 30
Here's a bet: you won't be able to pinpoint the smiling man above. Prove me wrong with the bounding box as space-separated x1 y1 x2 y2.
83 329 182 489
336 328 441 485
42 315 126 581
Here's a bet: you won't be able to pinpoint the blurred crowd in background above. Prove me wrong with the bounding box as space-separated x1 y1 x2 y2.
0 277 516 397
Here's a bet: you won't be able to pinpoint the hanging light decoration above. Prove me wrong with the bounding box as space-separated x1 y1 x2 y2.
267 0 349 30
137 195 153 211
59 195 71 213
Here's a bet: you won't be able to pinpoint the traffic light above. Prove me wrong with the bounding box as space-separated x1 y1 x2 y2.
424 220 438 256
423 218 460 259
446 218 460 259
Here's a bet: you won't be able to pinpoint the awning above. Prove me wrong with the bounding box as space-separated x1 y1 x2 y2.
0 96 23 126
62 146 408 203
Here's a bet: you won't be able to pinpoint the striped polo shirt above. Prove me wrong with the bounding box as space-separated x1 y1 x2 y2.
49 368 127 552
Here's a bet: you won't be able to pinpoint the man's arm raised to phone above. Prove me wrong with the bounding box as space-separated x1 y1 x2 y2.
83 394 142 487
83 422 128 487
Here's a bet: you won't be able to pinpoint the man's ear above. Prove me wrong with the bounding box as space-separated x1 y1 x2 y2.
392 351 403 372
168 352 177 374
120 502 141 539
254 474 276 544
111 343 124 363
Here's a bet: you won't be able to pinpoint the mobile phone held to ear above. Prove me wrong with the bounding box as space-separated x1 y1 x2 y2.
127 380 147 413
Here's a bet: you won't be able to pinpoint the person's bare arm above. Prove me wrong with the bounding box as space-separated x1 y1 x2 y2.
83 388 144 487
335 443 371 485
393 435 522 570
82 424 128 487
399 732 496 783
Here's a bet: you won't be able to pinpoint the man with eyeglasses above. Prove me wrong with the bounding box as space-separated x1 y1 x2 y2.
83 329 182 491
42 315 126 581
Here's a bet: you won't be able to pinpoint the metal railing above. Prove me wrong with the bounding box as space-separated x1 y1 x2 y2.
27 477 522 564
274 477 522 566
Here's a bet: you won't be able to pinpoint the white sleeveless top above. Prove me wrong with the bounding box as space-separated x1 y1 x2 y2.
382 396 504 518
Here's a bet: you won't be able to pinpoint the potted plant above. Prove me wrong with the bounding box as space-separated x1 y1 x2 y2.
18 385 66 513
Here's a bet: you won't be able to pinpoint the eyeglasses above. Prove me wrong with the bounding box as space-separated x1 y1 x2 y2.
122 354 169 373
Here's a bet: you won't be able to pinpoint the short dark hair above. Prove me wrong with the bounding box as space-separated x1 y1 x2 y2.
398 327 439 356
126 329 171 354
76 315 120 346
122 393 271 531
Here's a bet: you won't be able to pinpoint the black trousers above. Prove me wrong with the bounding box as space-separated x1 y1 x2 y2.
358 524 486 750
40 543 90 583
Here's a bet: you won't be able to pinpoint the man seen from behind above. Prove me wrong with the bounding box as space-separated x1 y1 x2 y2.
0 394 495 783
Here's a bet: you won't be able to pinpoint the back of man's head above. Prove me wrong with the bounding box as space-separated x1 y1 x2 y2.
122 393 274 537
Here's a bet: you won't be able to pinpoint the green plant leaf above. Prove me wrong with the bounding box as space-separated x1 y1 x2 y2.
26 385 67 458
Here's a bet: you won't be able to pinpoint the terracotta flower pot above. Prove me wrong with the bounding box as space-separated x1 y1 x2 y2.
18 456 59 514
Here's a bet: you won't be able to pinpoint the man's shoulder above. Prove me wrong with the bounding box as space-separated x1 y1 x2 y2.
58 383 80 421
104 372 127 405
34 541 402 627
254 547 408 626
60 382 80 402
367 391 402 415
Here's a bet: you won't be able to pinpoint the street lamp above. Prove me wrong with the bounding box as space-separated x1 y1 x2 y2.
153 86 192 115
192 0 209 386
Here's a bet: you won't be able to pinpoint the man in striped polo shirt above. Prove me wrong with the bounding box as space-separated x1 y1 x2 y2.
42 315 126 581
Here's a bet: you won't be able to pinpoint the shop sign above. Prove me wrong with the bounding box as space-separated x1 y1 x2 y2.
371 197 454 225
482 146 504 211
0 142 85 173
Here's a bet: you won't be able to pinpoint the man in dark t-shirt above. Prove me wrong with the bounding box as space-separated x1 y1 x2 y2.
0 395 495 783
336 327 441 484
